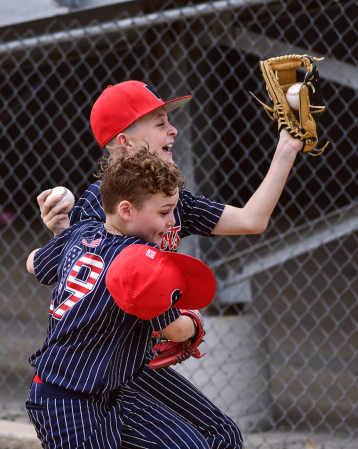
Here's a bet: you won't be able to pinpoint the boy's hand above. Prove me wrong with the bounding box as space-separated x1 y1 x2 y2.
279 128 304 153
37 189 71 237
148 310 206 370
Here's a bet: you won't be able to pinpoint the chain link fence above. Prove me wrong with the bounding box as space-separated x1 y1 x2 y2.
0 0 357 447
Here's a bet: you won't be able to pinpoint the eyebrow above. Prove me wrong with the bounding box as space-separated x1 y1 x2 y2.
154 112 167 120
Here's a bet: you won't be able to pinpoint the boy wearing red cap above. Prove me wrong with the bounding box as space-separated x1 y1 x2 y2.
39 81 302 239
27 149 240 448
35 80 303 448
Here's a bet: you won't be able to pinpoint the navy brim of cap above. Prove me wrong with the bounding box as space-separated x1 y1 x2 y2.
164 251 216 310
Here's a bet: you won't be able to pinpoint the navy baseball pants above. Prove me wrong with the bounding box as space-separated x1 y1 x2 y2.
26 368 243 448
128 365 243 448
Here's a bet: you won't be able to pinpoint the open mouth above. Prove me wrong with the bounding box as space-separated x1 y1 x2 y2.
159 230 169 238
162 144 172 153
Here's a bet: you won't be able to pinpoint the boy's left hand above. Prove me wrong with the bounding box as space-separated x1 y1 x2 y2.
148 310 206 370
37 189 71 236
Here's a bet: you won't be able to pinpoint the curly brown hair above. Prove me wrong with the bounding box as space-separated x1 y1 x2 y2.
98 148 186 215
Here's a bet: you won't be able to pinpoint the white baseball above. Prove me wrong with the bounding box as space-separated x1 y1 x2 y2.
45 186 75 214
286 83 302 111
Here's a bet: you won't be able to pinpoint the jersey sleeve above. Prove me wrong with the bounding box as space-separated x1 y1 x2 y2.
33 227 74 285
149 307 181 332
179 189 225 238
70 181 105 225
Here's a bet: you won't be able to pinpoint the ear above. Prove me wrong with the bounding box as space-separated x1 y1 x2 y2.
116 133 134 150
118 201 133 222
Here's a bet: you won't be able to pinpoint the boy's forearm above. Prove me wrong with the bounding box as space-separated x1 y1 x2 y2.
243 138 298 230
161 315 196 342
27 249 41 274
212 131 302 235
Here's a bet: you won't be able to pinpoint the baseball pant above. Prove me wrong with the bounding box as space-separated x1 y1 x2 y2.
127 365 244 448
26 378 214 448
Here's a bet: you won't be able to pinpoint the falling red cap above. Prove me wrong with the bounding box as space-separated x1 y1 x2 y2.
106 244 216 320
90 81 192 147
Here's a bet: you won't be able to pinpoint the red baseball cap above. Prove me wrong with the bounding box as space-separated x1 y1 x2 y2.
90 81 192 147
105 244 216 320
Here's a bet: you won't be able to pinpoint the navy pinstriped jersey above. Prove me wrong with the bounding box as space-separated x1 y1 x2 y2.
30 220 181 395
70 181 225 251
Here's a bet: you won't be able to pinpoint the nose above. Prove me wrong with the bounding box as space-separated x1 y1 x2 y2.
168 123 178 137
167 211 175 227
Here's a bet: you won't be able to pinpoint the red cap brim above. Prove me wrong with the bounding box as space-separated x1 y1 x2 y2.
164 252 216 310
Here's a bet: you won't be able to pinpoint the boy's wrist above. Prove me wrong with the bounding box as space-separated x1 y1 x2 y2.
278 129 304 154
190 316 198 339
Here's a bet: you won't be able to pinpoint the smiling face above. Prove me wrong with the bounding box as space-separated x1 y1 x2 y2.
128 189 179 246
122 107 178 161
100 149 184 246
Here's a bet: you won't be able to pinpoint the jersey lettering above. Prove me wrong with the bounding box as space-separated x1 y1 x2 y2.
160 226 181 251
51 253 104 320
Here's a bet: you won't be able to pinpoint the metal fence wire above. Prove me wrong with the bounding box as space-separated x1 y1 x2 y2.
0 0 357 447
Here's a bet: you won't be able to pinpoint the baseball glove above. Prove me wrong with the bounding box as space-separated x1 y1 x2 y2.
148 310 206 370
250 54 328 156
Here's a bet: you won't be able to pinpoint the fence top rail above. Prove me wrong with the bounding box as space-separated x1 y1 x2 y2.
0 0 275 56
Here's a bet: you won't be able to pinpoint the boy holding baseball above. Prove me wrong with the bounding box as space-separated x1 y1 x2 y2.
27 149 243 448
35 81 303 448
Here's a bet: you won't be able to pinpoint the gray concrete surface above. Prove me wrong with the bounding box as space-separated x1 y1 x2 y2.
0 419 358 449
0 420 40 447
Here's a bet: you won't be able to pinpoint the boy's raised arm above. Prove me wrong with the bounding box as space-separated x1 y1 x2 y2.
212 129 303 236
